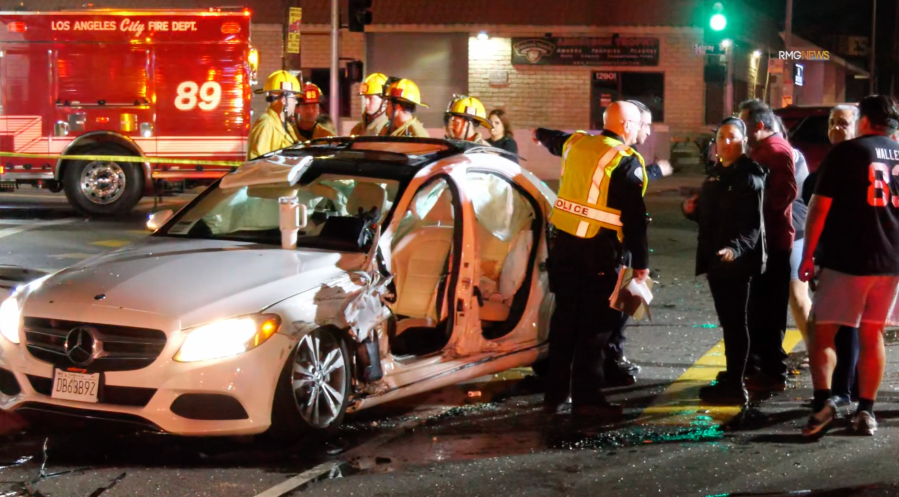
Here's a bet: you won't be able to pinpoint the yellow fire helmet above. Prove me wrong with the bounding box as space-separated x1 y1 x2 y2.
254 70 301 96
384 78 429 108
359 73 389 96
446 95 492 129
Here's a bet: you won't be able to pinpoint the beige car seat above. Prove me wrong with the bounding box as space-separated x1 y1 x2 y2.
391 190 455 320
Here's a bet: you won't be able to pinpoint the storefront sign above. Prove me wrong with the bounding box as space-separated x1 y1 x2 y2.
512 37 659 67
287 7 301 54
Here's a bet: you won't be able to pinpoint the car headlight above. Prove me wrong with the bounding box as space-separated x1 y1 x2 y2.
0 296 21 345
174 314 281 363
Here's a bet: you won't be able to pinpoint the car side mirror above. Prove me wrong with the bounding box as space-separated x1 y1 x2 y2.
279 197 307 250
147 209 173 231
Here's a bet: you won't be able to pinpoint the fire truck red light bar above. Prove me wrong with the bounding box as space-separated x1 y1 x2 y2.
7 22 26 33
221 22 241 34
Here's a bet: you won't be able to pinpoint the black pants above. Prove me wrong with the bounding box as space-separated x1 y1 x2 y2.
708 276 752 381
606 312 629 360
832 326 860 400
748 250 791 378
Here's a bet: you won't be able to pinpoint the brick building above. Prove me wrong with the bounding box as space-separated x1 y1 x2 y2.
1 0 867 178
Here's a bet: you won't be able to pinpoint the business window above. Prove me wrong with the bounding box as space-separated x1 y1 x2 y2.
591 72 664 129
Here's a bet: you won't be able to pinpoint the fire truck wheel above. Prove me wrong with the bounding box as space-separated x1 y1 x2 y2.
63 147 144 217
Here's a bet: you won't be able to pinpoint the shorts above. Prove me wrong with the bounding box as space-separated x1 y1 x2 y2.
811 268 899 327
789 237 804 281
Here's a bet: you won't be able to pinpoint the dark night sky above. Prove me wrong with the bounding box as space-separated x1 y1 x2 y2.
745 0 876 37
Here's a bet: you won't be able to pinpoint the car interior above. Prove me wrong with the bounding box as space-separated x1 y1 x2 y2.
387 173 541 357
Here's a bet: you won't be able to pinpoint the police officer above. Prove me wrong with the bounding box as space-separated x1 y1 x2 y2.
534 101 649 417
444 95 491 145
294 83 336 141
380 79 430 137
247 70 301 160
350 73 391 136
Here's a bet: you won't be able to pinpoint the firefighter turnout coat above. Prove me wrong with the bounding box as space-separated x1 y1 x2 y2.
295 122 335 142
380 118 430 138
247 108 299 160
537 128 650 271
350 112 389 136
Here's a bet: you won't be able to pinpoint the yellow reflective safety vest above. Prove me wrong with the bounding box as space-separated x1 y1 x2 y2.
550 132 647 240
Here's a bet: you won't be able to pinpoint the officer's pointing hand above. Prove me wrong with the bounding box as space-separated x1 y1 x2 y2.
717 248 735 262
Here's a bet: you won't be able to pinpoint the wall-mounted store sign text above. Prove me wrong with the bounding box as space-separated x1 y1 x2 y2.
512 37 659 67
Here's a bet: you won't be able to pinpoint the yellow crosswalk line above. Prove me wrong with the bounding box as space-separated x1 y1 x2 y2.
91 240 130 248
639 329 804 426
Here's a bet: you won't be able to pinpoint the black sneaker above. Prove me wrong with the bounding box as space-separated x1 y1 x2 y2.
745 373 787 392
614 356 641 374
802 399 837 438
851 411 877 436
699 378 748 406
604 370 637 387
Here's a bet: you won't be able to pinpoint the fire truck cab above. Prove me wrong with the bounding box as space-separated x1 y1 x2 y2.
0 8 256 216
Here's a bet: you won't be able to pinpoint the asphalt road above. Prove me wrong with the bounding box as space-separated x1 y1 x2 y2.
2 181 899 497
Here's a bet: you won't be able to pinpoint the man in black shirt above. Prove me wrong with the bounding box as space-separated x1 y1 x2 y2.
799 95 899 438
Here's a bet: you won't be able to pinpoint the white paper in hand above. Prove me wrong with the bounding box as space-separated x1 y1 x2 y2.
626 278 653 305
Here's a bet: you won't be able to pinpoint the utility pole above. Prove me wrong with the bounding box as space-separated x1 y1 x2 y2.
871 0 878 94
783 0 793 108
330 0 340 133
725 43 734 116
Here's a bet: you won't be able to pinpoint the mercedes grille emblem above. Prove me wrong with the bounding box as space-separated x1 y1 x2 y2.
64 326 99 366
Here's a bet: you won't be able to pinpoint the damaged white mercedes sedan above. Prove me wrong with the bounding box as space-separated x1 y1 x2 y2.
0 137 555 437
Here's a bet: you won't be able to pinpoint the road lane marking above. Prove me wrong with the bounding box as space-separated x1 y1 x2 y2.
0 219 75 239
126 230 150 235
252 461 343 497
91 240 130 248
639 329 803 426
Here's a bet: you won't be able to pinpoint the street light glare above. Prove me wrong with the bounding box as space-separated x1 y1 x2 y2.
710 13 727 31
477 31 489 41
721 39 732 48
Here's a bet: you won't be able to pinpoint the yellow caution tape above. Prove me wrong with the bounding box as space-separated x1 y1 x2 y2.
0 152 244 168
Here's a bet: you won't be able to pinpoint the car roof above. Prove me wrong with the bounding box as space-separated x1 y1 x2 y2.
235 136 519 186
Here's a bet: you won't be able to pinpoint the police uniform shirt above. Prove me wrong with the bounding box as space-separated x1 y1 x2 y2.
536 128 650 269
815 134 899 275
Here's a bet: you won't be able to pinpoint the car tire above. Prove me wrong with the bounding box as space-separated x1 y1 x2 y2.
63 146 144 217
268 327 352 440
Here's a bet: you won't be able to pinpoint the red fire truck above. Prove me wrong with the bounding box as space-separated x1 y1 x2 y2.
0 8 257 216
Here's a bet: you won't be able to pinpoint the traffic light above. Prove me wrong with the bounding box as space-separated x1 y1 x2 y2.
348 0 373 32
345 60 364 83
703 1 730 47
709 2 726 32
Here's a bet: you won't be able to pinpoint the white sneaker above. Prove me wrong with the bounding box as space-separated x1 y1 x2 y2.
851 411 878 436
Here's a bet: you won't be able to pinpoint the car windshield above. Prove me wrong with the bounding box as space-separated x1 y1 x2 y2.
158 173 403 251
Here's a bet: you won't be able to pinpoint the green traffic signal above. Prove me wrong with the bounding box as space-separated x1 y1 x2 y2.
710 13 727 31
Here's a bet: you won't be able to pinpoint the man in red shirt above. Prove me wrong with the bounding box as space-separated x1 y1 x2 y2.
739 100 798 392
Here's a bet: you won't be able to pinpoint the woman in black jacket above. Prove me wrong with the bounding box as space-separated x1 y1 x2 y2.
486 109 519 163
683 117 767 405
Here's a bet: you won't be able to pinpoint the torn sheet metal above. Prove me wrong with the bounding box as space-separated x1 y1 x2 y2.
311 272 392 343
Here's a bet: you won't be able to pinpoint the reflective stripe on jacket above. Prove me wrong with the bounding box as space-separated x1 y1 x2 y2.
550 132 647 240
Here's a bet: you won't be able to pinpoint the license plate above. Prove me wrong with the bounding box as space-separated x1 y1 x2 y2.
51 370 100 403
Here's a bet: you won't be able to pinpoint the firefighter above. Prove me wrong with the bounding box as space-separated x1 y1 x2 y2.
380 78 430 137
444 95 491 145
294 83 336 141
247 70 301 160
534 101 649 418
350 73 391 136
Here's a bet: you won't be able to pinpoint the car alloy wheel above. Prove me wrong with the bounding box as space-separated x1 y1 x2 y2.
292 330 348 429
